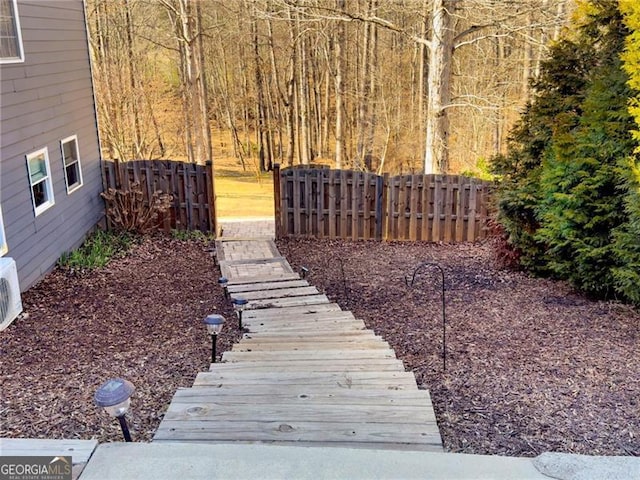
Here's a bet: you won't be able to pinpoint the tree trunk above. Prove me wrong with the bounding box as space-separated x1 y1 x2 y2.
334 0 346 169
424 0 453 174
295 10 311 165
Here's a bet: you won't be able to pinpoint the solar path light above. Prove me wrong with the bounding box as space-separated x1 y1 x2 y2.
204 314 225 363
231 297 249 329
94 378 135 442
218 276 229 299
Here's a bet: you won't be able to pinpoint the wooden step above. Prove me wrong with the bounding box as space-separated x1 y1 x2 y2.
194 370 417 388
243 303 342 318
234 335 387 346
244 311 356 324
171 387 433 407
244 318 365 331
209 359 405 372
232 340 390 352
153 419 442 450
241 332 381 342
187 383 420 396
246 294 330 309
225 273 302 285
201 369 411 385
230 286 319 301
227 279 310 293
222 349 396 363
161 401 435 424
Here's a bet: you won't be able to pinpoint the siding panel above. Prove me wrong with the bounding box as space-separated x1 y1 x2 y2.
0 0 104 291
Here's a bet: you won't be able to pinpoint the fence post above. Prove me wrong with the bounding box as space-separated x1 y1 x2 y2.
273 163 281 239
113 158 121 189
375 174 384 240
206 160 216 234
381 173 389 241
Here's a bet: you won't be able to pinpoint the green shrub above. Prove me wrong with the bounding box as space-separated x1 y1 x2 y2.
59 229 135 271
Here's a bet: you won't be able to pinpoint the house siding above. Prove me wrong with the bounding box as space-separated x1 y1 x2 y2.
0 0 104 290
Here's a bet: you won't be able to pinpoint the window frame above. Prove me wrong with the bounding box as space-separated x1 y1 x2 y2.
0 205 7 256
60 135 83 194
0 0 25 64
26 147 55 216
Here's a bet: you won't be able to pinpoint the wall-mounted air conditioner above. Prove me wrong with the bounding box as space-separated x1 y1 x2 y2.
0 257 23 331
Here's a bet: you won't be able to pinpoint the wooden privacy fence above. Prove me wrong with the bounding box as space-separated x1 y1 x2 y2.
274 165 493 242
102 159 216 232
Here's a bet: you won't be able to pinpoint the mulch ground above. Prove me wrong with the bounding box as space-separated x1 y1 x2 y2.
0 236 240 443
277 238 640 457
1 235 638 457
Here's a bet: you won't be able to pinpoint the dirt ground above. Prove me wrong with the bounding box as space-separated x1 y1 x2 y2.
277 238 640 457
1 235 638 456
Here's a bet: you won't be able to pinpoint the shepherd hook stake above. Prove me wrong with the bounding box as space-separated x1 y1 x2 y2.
405 262 447 372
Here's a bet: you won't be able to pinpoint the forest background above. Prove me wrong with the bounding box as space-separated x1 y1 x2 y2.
85 0 640 306
85 0 572 176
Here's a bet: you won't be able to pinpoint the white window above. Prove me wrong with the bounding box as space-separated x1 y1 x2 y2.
0 205 7 256
60 135 83 193
0 0 24 63
26 148 55 216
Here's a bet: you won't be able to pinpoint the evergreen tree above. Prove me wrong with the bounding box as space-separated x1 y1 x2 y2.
493 0 640 303
614 0 640 305
536 57 635 297
492 6 599 272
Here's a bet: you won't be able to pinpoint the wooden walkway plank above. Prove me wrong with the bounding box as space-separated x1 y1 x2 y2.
227 280 310 293
226 274 302 285
241 332 382 341
207 360 406 373
222 349 397 363
197 370 415 381
243 318 365 330
162 403 435 424
176 384 430 399
232 340 390 352
245 294 330 309
242 303 343 318
244 326 368 336
154 420 442 448
230 286 320 301
172 388 433 406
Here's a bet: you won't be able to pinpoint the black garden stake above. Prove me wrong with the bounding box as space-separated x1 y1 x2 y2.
405 262 447 372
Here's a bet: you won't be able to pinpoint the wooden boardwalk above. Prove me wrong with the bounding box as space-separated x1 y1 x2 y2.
153 237 442 451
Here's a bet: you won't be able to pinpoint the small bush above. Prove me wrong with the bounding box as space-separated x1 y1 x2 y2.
101 183 173 234
59 229 135 271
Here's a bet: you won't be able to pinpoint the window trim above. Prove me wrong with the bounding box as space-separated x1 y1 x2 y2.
60 135 83 194
26 147 55 216
0 0 25 64
0 205 7 257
